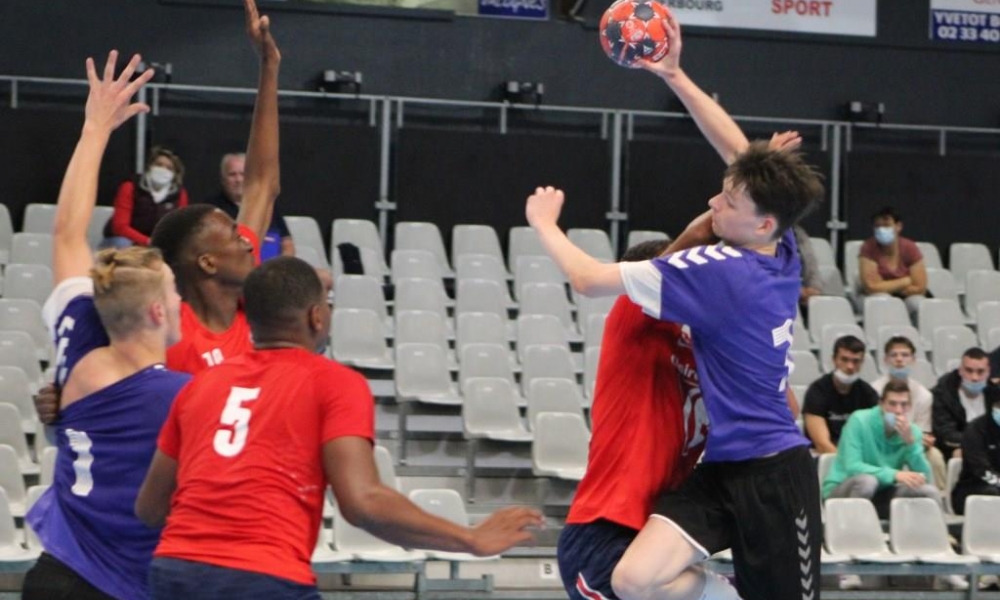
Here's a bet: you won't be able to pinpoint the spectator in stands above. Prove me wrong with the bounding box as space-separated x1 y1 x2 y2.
825 379 968 591
824 380 938 511
803 335 879 453
952 409 1000 515
206 152 294 260
870 335 947 489
793 224 822 305
858 206 927 312
102 147 189 247
933 347 1000 459
990 346 1000 385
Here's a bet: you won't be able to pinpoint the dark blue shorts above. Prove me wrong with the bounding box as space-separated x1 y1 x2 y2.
149 557 321 600
557 519 638 600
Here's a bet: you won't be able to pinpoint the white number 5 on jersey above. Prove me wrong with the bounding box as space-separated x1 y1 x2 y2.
213 387 261 457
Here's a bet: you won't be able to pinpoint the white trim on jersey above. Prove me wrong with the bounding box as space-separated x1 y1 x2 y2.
43 277 94 336
619 260 664 320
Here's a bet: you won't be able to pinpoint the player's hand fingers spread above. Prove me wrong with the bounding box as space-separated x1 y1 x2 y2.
103 50 119 83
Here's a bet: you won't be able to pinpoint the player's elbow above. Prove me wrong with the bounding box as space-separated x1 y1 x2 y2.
267 179 281 202
567 272 600 296
337 485 389 531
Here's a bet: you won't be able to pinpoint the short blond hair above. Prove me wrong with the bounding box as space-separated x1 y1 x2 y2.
91 247 167 338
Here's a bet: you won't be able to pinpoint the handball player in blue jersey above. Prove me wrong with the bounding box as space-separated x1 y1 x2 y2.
21 52 190 600
525 19 825 600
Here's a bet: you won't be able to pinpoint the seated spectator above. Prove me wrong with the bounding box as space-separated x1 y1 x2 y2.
102 147 188 247
792 225 822 305
206 152 293 260
870 336 947 489
990 346 999 385
933 347 1000 459
952 410 1000 515
858 206 927 312
803 335 879 453
824 380 938 513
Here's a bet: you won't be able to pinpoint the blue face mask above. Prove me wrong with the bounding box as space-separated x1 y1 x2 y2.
888 365 911 380
962 379 987 395
874 226 896 245
992 408 1000 428
883 411 897 430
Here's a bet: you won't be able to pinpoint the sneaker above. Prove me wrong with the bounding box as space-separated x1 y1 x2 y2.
979 575 1000 590
934 575 969 591
838 574 862 590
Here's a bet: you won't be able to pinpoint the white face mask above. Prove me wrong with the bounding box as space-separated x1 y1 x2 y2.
148 165 175 187
874 226 896 245
833 369 860 385
883 411 897 430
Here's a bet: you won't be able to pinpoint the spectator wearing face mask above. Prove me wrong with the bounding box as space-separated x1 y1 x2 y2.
803 335 880 454
823 379 938 510
933 347 1000 460
870 336 948 490
858 206 927 313
102 147 189 248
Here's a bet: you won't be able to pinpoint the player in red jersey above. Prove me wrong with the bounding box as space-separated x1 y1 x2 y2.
32 0 280 429
136 257 543 598
557 237 725 600
149 0 279 375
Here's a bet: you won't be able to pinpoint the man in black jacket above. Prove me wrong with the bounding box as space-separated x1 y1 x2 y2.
932 347 1000 459
952 411 1000 515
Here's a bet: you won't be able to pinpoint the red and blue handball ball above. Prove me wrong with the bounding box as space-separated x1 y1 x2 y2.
599 0 672 69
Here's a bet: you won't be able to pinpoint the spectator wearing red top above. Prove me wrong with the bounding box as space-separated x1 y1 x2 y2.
102 147 189 247
858 206 927 313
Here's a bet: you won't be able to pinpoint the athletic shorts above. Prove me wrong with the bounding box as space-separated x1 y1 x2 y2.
149 557 321 600
557 519 638 600
653 445 822 600
21 552 117 600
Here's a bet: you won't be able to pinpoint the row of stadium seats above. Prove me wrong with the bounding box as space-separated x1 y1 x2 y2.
5 203 999 286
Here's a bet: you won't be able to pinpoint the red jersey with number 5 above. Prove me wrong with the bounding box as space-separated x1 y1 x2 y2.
165 224 259 375
154 348 374 585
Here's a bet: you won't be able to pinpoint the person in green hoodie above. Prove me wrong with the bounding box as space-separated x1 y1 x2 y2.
823 378 939 516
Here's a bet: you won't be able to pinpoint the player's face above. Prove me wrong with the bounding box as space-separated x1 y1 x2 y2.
221 156 245 204
161 264 183 347
199 210 256 286
707 178 772 247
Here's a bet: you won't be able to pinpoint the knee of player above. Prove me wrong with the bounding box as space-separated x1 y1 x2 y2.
611 558 665 600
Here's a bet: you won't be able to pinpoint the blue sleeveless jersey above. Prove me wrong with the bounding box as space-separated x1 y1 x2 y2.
52 295 110 388
32 280 190 600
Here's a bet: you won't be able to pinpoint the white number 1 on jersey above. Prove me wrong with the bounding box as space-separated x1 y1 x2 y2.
213 387 261 457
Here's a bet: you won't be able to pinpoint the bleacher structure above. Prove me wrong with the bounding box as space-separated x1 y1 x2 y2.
1 206 999 599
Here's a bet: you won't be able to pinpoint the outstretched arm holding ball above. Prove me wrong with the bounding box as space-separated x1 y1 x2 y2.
638 15 748 165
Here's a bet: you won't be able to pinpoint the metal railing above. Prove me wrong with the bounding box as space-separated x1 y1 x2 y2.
4 74 1000 256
